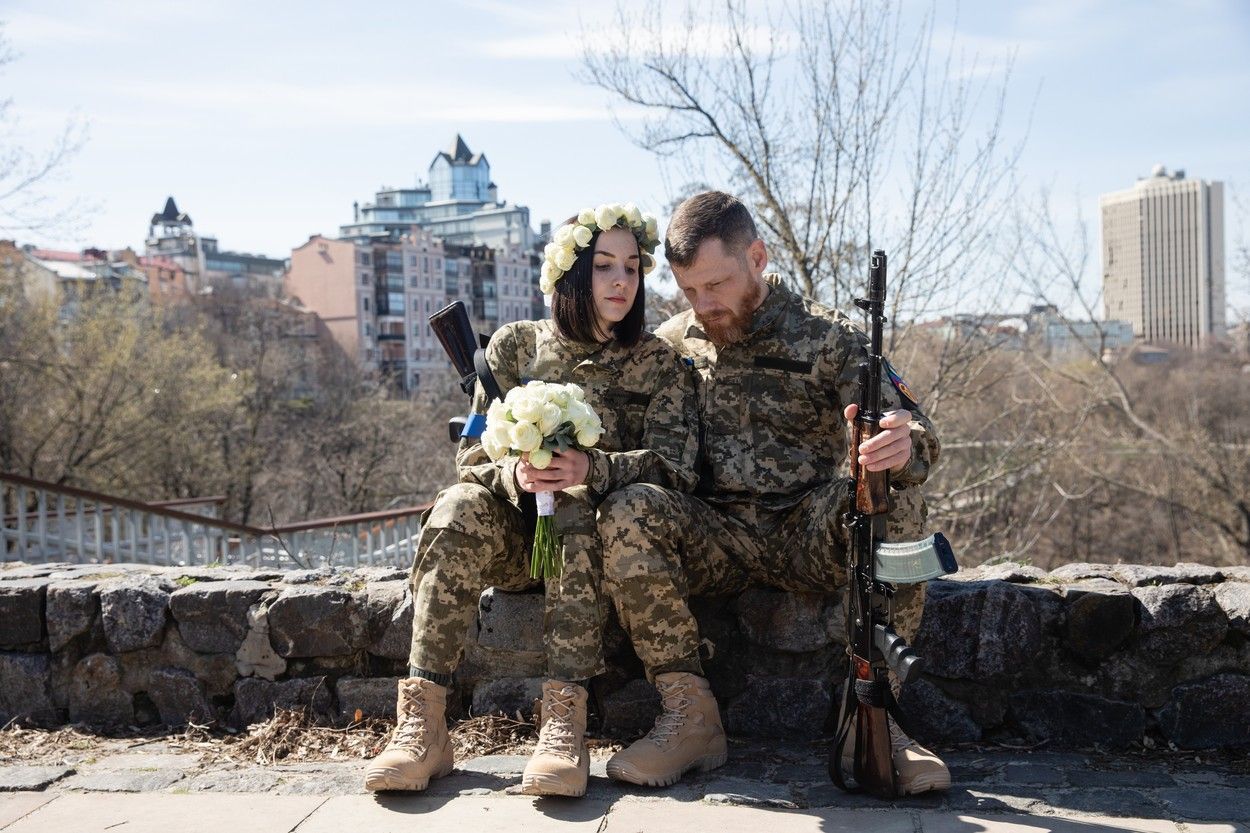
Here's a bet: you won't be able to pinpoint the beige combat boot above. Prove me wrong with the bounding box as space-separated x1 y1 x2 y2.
605 672 727 787
839 715 951 795
519 680 590 797
363 677 455 791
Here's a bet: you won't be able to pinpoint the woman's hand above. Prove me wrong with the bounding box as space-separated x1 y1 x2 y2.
515 449 591 493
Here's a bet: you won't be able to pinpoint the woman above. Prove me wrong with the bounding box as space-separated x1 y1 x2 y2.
363 203 698 798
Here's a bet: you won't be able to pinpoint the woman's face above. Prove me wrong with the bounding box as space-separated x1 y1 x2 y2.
590 227 641 340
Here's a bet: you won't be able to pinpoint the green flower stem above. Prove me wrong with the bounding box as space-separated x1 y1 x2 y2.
531 517 562 580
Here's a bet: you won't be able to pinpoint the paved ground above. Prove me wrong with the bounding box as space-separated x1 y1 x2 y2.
1 737 1247 833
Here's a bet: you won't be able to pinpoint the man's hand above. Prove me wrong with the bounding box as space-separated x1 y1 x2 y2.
843 404 913 475
515 449 590 493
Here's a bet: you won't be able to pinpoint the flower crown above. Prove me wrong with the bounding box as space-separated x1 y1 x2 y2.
539 202 660 295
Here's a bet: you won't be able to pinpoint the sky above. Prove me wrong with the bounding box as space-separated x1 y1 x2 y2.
3 0 1248 314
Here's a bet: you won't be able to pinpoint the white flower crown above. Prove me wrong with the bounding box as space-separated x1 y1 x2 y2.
539 202 660 295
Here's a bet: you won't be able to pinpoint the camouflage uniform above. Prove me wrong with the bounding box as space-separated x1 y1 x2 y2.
409 319 698 681
599 274 940 678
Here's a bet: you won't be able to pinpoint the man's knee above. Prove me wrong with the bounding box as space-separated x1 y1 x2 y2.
426 482 505 538
598 484 682 581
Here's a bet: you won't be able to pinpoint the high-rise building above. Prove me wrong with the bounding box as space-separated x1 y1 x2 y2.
145 197 285 294
340 135 535 250
1101 165 1226 349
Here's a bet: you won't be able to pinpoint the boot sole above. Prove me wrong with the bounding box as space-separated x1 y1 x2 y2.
606 750 727 788
518 772 587 797
363 760 454 792
900 769 951 795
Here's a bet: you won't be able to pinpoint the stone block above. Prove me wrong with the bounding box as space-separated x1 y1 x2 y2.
470 676 543 718
1047 563 1118 583
267 586 365 657
1114 563 1223 587
914 580 1042 680
1132 584 1227 665
335 676 401 721
364 581 412 660
476 588 543 654
0 578 48 647
897 677 981 744
169 579 274 654
1062 585 1136 664
235 601 286 680
46 579 100 652
148 667 215 727
230 676 334 727
1156 672 1250 749
1008 689 1144 748
0 764 74 791
947 561 1048 583
0 652 57 726
599 678 661 737
735 588 840 653
725 675 831 737
99 575 172 653
69 653 134 727
1214 582 1250 637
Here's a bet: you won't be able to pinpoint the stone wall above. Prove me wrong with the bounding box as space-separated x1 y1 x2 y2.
1 560 1248 750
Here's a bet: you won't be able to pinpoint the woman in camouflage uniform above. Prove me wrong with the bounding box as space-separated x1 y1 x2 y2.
364 204 698 798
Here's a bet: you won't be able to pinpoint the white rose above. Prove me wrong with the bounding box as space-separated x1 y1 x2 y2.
565 400 590 430
595 204 621 230
540 261 560 281
528 447 553 469
547 387 570 409
510 421 543 453
566 383 586 402
576 426 602 448
644 214 658 237
511 395 543 424
553 225 574 247
544 242 562 260
540 276 555 295
641 252 655 273
572 225 593 248
538 402 562 435
554 246 576 271
623 203 643 227
482 423 512 460
577 208 595 226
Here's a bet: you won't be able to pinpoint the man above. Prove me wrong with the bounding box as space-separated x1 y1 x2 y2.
598 191 949 794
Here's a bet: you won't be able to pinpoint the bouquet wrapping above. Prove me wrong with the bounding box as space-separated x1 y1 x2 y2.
481 381 603 579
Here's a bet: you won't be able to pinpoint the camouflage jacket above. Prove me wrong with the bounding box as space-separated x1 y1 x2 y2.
655 273 940 514
457 319 700 505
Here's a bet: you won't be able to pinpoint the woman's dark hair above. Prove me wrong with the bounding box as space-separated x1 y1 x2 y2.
550 217 646 347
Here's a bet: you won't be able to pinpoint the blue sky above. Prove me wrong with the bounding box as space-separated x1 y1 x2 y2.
4 0 1248 312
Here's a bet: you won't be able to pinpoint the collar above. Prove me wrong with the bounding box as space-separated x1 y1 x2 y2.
541 318 631 366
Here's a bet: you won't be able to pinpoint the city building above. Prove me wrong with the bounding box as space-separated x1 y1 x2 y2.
917 305 1134 360
14 245 149 317
145 196 285 295
340 135 536 251
1101 165 1226 349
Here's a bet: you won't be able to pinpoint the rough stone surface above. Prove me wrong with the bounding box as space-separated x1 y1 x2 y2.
915 580 1042 680
62 769 187 792
948 561 1049 584
235 601 286 680
0 653 57 726
1048 563 1118 583
476 589 544 654
1213 582 1250 636
1062 586 1136 664
230 676 334 727
98 575 172 653
599 677 661 737
1132 584 1227 665
1156 672 1250 749
68 653 134 727
735 588 840 653
470 676 543 718
1157 786 1250 821
147 667 215 727
1008 689 1145 748
45 579 99 652
0 578 48 647
725 675 831 737
898 677 982 744
335 676 401 721
1115 562 1223 587
267 586 365 657
0 765 74 791
169 580 273 654
364 581 412 660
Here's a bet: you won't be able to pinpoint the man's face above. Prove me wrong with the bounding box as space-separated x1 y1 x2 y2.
672 237 768 346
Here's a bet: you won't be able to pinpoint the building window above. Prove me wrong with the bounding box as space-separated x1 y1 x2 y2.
363 296 370 312
359 253 371 266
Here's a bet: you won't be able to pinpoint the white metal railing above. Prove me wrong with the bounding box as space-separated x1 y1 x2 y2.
1 472 429 569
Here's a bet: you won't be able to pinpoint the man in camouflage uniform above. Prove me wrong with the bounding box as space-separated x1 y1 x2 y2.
599 191 949 794
364 315 698 796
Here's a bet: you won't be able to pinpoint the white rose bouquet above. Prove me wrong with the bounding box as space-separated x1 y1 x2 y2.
481 380 604 579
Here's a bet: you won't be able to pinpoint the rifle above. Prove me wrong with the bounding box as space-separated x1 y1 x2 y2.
829 249 957 798
428 300 503 442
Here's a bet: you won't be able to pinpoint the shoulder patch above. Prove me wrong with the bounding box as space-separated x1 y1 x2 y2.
883 359 919 411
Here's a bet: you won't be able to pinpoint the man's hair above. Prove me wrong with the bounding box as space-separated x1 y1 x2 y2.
550 219 646 347
664 191 759 268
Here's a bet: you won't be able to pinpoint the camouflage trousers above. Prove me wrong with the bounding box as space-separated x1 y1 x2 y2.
408 482 607 681
597 478 929 680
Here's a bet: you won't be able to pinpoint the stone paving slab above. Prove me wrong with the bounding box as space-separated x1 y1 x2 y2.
0 766 74 792
602 801 918 833
60 769 187 793
296 793 610 832
0 793 55 828
1 793 326 833
916 812 1182 833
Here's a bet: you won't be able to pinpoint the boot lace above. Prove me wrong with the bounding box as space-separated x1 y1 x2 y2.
535 685 580 760
646 679 692 747
387 680 429 757
888 716 920 755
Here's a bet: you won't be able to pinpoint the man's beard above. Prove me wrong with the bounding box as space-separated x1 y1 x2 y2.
695 279 763 346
